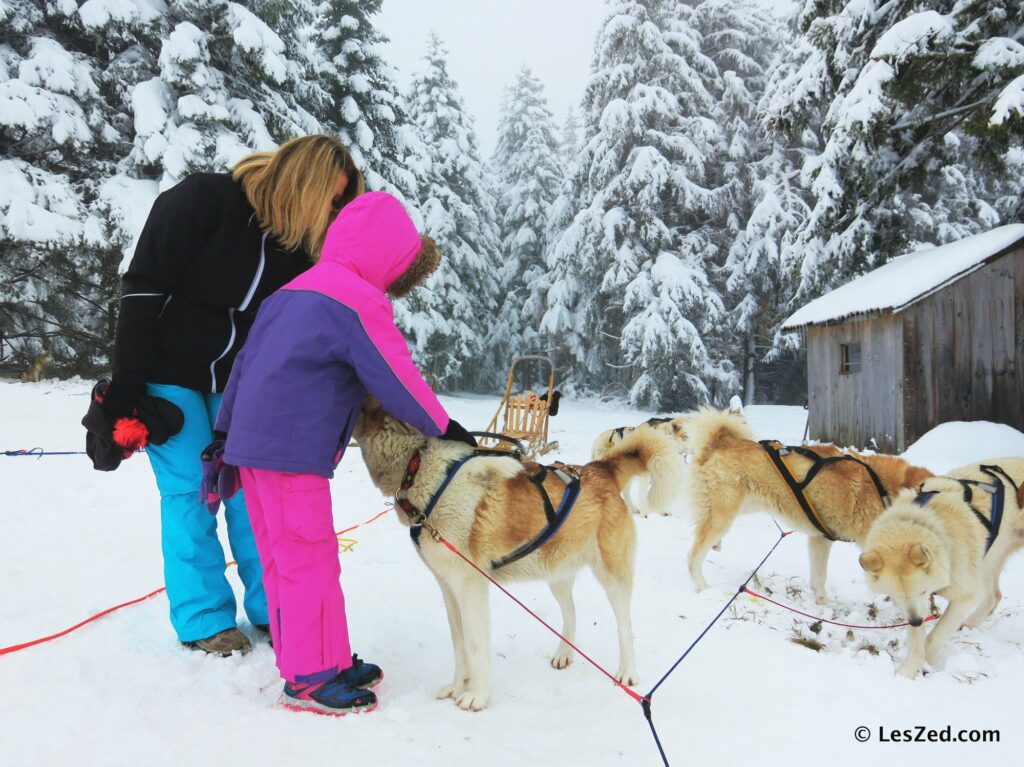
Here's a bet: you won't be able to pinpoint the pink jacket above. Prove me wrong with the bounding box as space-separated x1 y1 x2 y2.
217 192 449 477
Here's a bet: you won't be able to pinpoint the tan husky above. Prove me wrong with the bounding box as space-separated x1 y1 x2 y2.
20 351 52 383
591 415 693 517
859 458 1024 678
354 398 681 711
685 408 933 603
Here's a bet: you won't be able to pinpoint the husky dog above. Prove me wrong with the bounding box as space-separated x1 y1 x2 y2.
685 407 932 603
859 458 1024 678
591 415 693 517
19 351 52 383
354 397 681 711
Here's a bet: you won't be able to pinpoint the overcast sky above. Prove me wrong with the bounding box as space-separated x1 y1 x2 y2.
376 0 797 158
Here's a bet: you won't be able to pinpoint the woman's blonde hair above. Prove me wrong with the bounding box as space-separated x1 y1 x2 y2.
232 135 364 258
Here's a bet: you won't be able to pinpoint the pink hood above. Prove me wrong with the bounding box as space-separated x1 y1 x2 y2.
319 191 421 291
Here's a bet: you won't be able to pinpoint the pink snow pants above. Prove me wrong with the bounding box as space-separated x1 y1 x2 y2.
240 468 351 684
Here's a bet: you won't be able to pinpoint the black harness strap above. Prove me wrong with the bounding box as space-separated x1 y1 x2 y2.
490 464 581 570
787 445 891 508
758 441 892 542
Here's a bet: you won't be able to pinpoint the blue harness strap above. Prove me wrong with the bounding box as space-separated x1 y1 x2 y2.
490 466 581 570
913 464 1016 554
407 453 480 546
401 450 582 569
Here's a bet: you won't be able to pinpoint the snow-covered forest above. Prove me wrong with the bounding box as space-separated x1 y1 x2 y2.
2 0 1023 409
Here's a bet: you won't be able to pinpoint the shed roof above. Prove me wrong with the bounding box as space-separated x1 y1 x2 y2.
783 224 1024 330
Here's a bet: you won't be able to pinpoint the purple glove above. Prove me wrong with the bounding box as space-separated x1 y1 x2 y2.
200 440 241 514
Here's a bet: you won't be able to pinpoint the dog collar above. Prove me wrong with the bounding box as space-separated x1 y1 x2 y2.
396 451 423 520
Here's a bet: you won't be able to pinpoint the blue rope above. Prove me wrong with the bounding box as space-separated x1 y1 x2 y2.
2 448 87 458
640 526 791 766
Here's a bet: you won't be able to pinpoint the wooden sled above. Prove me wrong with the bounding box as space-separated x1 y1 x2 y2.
474 355 560 460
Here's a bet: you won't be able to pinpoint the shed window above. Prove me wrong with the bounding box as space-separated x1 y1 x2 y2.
840 342 862 374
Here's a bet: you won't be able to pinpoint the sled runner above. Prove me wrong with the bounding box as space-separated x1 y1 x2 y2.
474 355 560 460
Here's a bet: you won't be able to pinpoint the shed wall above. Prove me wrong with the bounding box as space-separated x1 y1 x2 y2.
807 315 903 451
902 246 1024 445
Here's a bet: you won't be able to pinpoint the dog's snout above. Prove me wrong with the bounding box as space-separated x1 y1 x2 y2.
908 616 923 627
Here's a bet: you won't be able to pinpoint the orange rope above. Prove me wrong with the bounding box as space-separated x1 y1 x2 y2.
0 508 393 657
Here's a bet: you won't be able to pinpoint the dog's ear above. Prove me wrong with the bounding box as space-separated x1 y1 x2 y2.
859 550 883 573
355 395 386 438
909 543 930 567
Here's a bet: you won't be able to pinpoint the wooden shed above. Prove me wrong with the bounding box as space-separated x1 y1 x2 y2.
783 224 1024 452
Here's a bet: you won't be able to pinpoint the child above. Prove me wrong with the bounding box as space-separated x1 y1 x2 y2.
211 191 477 715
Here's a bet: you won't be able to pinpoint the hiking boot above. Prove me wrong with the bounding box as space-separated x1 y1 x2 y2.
340 654 383 690
254 624 272 647
183 627 252 657
280 674 378 716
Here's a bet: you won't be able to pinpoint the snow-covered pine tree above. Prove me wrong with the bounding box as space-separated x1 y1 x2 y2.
0 0 129 371
404 33 502 390
559 105 581 163
545 0 729 409
765 0 1024 305
119 0 319 190
689 0 790 403
489 67 563 372
307 0 426 212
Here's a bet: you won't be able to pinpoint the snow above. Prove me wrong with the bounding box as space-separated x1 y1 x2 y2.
783 224 1024 328
991 74 1024 126
3 381 1023 765
869 11 954 63
78 0 167 29
902 421 1024 474
974 37 1024 71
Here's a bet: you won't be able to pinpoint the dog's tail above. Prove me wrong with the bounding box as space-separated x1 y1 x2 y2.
599 428 683 513
685 406 754 463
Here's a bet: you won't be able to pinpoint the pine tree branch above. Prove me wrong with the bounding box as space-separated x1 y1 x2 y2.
890 97 994 131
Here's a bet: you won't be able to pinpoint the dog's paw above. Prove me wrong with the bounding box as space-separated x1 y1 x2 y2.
814 593 829 606
896 658 923 679
551 648 574 669
454 690 489 711
436 681 467 700
615 668 639 687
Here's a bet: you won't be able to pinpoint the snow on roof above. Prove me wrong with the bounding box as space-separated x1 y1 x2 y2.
783 224 1024 329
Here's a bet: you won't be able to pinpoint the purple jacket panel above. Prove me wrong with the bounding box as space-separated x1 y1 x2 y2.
217 288 446 477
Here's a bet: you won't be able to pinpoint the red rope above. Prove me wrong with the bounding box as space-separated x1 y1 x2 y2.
439 538 645 703
0 587 167 656
742 587 939 629
0 509 393 658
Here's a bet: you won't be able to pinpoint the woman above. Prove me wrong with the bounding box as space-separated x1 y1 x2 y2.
103 135 363 656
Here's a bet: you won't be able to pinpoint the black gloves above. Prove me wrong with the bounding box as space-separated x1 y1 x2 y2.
100 380 146 420
441 418 478 448
82 379 185 471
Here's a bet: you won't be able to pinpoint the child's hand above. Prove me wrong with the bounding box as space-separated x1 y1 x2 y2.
200 440 241 513
440 419 478 448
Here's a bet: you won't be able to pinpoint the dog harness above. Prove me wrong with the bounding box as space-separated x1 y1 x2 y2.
758 440 891 542
913 464 1018 554
396 449 581 570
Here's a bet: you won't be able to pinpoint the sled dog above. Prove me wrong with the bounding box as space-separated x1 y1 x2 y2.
354 397 681 710
591 415 692 516
20 351 52 383
685 407 932 603
859 458 1024 678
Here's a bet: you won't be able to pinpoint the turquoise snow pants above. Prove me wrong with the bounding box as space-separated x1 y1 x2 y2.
145 383 268 642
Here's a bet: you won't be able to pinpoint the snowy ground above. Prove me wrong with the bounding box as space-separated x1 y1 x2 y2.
2 380 1023 767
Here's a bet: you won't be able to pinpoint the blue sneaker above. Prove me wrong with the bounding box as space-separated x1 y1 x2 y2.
340 654 383 690
281 674 377 716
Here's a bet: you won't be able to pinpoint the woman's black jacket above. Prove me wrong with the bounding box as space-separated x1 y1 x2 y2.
112 173 311 393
